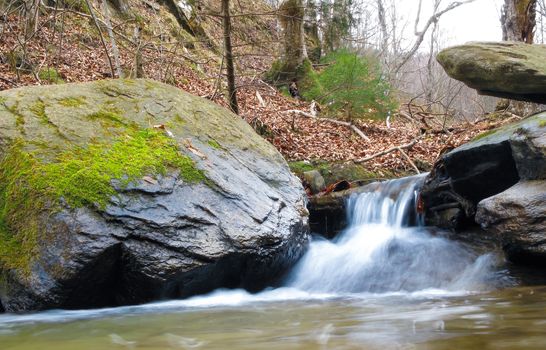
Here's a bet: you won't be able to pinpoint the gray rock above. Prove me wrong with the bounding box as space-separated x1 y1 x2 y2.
303 170 325 194
476 181 546 264
421 113 545 229
510 120 546 179
437 41 546 103
0 79 309 312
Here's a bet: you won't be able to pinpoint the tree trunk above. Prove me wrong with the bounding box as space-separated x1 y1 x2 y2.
304 0 321 62
502 0 537 42
279 0 307 75
222 0 239 114
499 0 539 116
376 0 388 56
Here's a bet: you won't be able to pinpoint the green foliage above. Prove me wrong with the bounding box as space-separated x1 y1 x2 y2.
321 0 354 52
302 50 396 119
38 68 65 84
0 129 205 272
61 0 90 14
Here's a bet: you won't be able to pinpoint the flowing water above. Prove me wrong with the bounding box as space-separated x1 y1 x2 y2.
2 175 546 350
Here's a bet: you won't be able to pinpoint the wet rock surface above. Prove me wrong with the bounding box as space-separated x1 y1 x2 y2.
476 181 546 265
0 79 309 312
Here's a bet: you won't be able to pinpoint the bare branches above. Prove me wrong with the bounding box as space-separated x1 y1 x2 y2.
282 109 371 142
395 0 477 73
354 135 423 168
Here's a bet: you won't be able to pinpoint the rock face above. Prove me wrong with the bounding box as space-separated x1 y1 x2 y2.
0 79 309 312
437 41 546 103
476 181 546 264
303 170 326 195
421 113 546 264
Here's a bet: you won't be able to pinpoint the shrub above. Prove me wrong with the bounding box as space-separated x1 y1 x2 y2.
38 67 65 84
302 50 396 120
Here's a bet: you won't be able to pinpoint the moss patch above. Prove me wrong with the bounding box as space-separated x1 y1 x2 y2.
58 97 87 108
86 110 127 127
289 160 401 185
207 139 222 150
0 128 205 273
473 129 498 141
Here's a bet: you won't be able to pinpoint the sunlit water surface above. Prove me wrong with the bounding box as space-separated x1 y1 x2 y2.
2 176 545 349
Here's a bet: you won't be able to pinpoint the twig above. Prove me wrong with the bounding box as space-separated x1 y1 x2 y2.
283 109 371 142
354 135 423 164
398 147 420 174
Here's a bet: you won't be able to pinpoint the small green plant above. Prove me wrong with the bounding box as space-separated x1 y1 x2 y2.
38 68 65 84
302 50 396 120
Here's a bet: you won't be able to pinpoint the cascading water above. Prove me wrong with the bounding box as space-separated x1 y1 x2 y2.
0 175 522 350
285 175 505 294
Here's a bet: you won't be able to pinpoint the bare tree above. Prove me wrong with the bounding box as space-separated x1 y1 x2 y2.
502 0 537 42
222 0 239 114
279 0 307 78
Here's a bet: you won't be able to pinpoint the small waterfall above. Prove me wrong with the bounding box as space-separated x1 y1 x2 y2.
286 175 504 294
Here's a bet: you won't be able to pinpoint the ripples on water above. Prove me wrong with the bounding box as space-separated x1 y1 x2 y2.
2 175 545 349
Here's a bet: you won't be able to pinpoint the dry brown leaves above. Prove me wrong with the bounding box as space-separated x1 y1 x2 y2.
0 9 510 174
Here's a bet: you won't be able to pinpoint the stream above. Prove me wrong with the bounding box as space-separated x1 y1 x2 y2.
2 175 545 349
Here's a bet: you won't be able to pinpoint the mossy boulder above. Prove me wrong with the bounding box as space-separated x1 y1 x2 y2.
437 41 546 103
0 79 309 312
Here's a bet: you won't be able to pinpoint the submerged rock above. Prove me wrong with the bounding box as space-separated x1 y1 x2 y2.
437 41 546 103
0 79 309 312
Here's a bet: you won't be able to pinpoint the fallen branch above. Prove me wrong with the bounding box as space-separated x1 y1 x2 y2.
283 109 371 142
354 135 423 164
398 147 420 174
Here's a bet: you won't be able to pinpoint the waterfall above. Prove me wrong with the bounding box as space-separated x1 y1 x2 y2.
285 175 503 294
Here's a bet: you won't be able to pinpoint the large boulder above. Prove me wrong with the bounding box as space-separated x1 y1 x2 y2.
421 113 546 264
476 181 546 264
0 79 309 312
421 113 545 228
437 41 546 103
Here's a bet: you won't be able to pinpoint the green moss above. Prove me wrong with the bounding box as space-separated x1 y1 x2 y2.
288 161 315 176
207 139 222 150
0 128 205 273
86 110 127 127
29 100 47 123
539 120 546 128
3 101 25 132
174 114 186 125
58 97 87 108
289 160 402 185
38 68 65 84
473 129 498 141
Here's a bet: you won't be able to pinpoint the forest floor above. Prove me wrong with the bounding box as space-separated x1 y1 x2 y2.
0 4 515 184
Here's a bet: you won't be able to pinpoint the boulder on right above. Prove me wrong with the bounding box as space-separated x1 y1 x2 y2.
476 181 546 264
421 112 546 265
